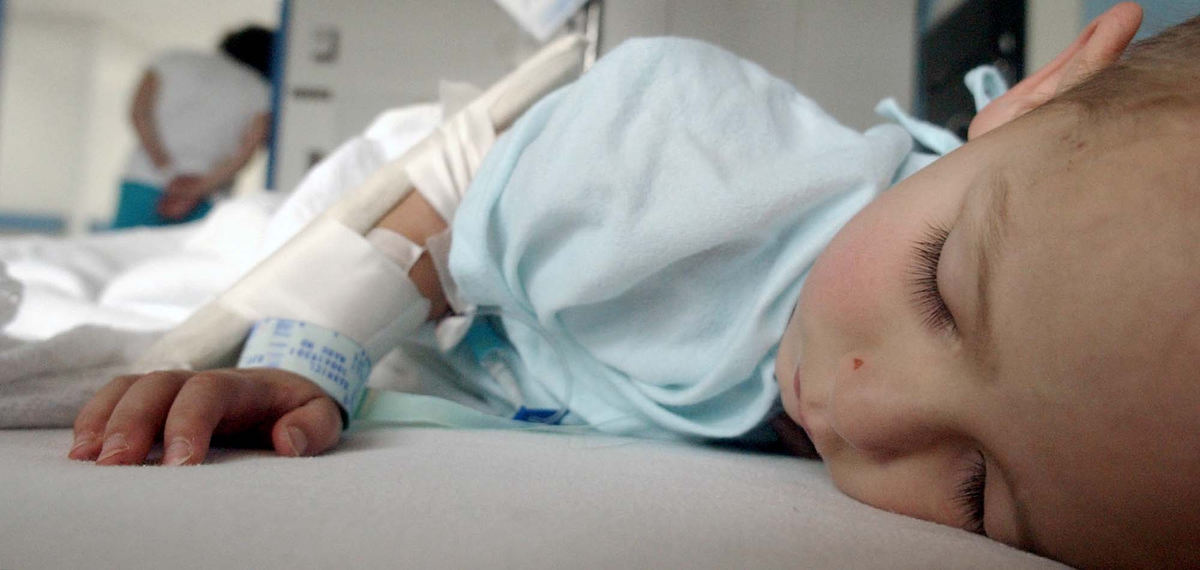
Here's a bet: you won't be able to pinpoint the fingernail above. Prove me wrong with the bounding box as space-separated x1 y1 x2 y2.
163 438 193 466
286 427 307 457
97 433 129 463
69 436 97 459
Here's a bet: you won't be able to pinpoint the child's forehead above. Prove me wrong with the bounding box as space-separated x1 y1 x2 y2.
1001 108 1200 224
978 111 1199 366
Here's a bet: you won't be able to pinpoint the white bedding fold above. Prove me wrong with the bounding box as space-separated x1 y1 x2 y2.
0 326 166 428
0 104 446 431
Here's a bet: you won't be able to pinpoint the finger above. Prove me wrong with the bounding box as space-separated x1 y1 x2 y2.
271 397 343 457
70 374 141 461
96 371 189 466
161 371 246 466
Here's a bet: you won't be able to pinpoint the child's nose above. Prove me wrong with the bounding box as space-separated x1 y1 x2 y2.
827 355 954 459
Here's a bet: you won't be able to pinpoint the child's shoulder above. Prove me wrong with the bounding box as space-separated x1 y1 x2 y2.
573 36 812 119
603 36 734 60
594 36 765 79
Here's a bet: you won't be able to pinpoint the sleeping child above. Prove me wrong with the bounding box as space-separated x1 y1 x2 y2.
68 3 1198 567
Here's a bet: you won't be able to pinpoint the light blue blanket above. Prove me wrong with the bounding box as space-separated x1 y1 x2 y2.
448 38 912 438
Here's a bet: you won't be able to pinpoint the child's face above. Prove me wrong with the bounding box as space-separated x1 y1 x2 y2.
774 107 1199 567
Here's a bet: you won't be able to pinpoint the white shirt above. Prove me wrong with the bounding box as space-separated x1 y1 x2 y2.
124 51 269 189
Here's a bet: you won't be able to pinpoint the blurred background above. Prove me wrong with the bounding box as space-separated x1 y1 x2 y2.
0 0 1197 236
0 0 275 235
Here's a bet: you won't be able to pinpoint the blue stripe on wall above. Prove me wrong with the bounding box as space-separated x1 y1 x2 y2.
265 0 291 191
0 212 67 234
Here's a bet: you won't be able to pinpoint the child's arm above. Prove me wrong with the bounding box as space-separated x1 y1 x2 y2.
375 188 449 319
70 192 448 466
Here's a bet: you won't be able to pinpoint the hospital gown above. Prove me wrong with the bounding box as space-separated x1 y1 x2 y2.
427 38 948 439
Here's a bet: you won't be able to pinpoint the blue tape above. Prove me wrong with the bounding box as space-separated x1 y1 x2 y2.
512 406 565 425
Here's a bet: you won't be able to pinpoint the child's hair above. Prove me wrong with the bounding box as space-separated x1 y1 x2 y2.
1053 14 1200 114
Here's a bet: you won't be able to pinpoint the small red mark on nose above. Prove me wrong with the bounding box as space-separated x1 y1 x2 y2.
852 358 863 370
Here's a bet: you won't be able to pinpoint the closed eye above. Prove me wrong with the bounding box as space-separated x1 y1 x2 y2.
908 224 958 334
955 452 988 535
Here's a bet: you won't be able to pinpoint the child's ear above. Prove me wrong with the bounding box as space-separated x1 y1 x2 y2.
967 2 1143 139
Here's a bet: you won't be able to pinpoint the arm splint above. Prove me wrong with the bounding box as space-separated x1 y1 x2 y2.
135 35 589 422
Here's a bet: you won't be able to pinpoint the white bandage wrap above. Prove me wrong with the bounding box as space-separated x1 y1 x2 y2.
222 220 430 358
238 318 373 422
225 221 430 420
404 104 497 223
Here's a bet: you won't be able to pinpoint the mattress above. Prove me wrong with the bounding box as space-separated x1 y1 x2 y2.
0 427 1062 569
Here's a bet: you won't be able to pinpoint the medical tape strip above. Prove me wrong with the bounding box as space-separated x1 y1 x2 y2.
365 227 426 272
238 318 372 425
404 104 496 223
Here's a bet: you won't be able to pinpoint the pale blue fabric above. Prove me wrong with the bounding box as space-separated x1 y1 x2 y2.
876 65 1008 181
446 38 912 438
964 66 1009 114
875 98 964 156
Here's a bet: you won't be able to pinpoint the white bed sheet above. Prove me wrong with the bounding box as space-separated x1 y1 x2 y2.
0 427 1063 569
0 193 279 341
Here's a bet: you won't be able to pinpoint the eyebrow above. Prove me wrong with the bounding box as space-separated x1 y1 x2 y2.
967 171 1011 364
965 173 1048 552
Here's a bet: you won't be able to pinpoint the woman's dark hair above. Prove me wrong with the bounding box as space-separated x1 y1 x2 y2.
219 25 276 80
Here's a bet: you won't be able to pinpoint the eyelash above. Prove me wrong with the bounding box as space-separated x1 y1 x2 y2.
911 227 984 533
909 224 958 334
955 452 988 535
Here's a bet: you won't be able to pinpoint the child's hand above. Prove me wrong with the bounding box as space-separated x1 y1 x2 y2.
69 368 343 466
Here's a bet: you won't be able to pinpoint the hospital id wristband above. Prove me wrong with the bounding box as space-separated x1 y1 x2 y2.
237 318 373 427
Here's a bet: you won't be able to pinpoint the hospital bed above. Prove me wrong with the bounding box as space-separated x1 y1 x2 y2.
0 29 1064 570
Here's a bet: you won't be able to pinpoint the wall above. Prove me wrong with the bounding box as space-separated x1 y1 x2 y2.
275 0 918 192
274 0 539 194
1027 0 1082 71
0 0 5 144
71 25 149 233
0 15 94 225
602 0 917 131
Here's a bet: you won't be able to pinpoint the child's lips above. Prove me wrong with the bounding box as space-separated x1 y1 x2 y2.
792 365 813 437
772 364 819 459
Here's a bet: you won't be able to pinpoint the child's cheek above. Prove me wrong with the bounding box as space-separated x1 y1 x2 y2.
803 216 889 337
